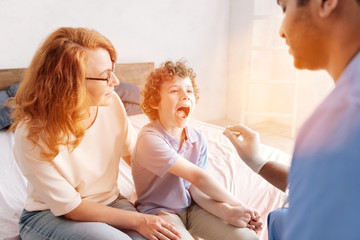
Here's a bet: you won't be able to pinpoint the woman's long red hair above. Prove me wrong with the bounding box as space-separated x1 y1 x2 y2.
9 27 117 160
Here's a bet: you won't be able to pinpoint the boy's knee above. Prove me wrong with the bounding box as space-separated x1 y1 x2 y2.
220 227 258 240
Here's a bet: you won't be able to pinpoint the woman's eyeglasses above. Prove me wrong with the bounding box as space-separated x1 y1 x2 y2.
86 63 115 87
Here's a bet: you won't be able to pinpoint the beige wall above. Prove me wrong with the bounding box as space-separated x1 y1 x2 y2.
227 0 334 133
0 0 335 130
0 0 230 122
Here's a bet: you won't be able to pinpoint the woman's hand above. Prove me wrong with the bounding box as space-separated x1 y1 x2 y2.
135 214 181 240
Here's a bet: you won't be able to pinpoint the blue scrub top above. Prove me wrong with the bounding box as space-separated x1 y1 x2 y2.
285 51 360 240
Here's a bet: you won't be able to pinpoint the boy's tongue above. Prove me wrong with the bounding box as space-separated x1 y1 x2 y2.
176 109 187 118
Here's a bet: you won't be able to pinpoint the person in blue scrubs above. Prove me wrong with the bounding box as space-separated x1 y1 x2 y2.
223 0 360 239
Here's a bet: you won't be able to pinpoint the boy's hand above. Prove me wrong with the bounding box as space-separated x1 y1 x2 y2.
222 203 263 233
247 210 263 233
222 203 261 229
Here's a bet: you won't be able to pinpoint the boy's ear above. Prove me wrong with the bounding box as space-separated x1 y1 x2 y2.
149 96 159 109
318 0 339 18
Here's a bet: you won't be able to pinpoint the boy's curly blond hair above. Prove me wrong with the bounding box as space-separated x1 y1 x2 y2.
141 60 199 121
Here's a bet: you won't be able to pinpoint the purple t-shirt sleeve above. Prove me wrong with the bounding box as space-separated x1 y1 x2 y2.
135 133 178 177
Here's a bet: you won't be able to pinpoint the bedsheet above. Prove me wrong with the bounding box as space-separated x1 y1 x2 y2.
0 114 291 240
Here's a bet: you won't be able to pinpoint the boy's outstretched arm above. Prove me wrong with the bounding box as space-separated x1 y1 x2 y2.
168 156 262 222
189 185 263 231
169 156 242 205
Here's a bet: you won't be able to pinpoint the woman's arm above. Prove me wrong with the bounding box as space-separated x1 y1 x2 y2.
64 200 181 240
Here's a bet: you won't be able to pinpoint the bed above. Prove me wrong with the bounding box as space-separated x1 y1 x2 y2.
0 63 291 240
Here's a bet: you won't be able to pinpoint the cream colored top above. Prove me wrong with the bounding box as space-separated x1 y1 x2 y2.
14 93 137 216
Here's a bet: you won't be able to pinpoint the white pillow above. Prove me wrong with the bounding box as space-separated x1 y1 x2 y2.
0 131 27 239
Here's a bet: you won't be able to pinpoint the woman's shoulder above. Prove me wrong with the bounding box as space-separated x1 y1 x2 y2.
14 121 34 141
110 91 125 109
14 121 47 146
99 92 127 119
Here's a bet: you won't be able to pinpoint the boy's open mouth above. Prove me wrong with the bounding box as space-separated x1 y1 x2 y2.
176 106 190 118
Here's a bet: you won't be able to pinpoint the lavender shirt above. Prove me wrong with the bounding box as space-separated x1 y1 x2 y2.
131 119 208 215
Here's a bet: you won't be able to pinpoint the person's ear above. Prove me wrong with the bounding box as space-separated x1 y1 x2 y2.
318 0 339 18
149 96 159 110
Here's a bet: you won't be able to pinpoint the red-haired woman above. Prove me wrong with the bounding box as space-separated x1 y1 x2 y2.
9 27 180 240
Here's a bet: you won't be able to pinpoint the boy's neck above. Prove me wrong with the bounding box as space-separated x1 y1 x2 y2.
158 118 187 142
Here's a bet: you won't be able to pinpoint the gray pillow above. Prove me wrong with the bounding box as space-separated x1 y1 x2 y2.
123 102 143 116
114 82 142 116
0 83 20 129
